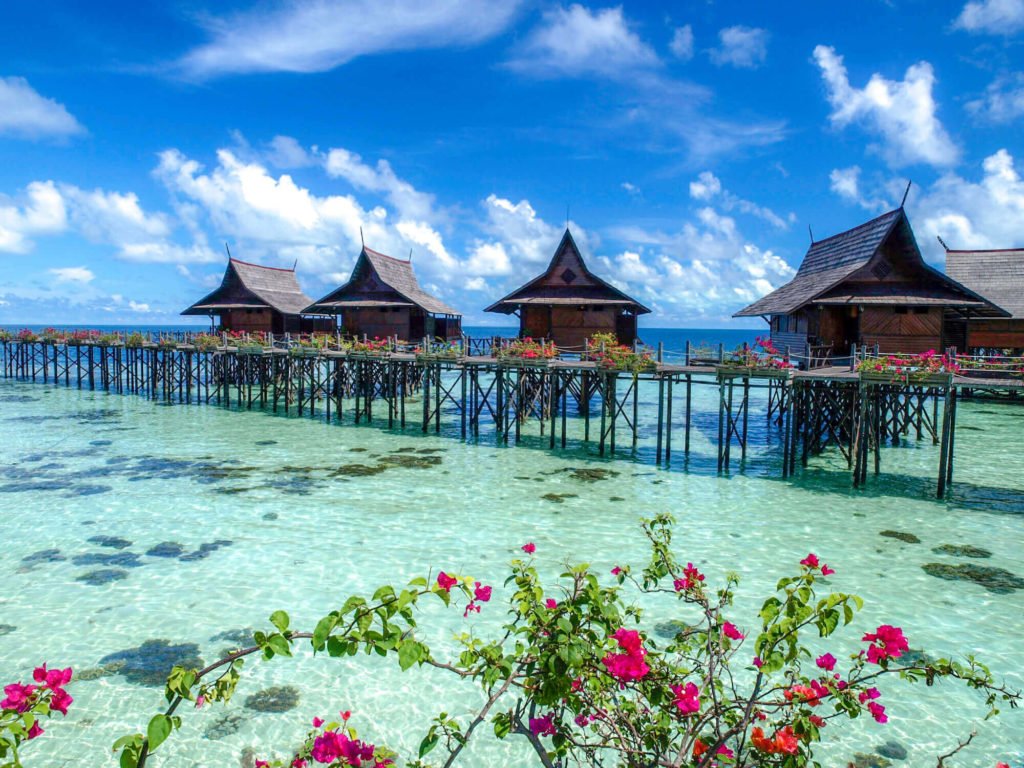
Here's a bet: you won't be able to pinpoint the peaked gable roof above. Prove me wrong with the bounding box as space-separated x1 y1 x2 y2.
485 229 651 314
944 247 1024 319
734 209 1003 318
182 258 314 316
304 246 460 316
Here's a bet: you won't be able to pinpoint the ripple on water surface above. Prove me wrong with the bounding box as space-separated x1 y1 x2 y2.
0 381 1022 767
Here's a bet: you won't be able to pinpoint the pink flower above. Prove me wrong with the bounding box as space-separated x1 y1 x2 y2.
821 564 836 576
602 628 650 682
473 582 492 602
545 598 557 609
722 622 744 640
862 625 909 664
611 566 622 575
313 717 324 728
49 687 72 716
670 682 701 716
436 571 458 592
32 664 73 690
716 744 735 758
673 563 705 592
571 677 583 691
858 687 881 703
255 761 269 768
195 695 205 709
809 714 826 728
340 710 351 721
529 713 557 737
800 553 820 568
574 713 589 727
753 656 763 668
867 701 888 723
522 542 536 554
292 759 308 768
1 682 37 713
27 721 44 740
815 653 837 672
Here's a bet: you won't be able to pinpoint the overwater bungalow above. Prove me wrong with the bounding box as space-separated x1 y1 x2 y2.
944 246 1024 351
303 245 462 341
734 208 1006 357
181 258 331 334
484 229 650 348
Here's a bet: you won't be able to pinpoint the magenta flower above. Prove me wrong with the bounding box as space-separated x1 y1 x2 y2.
858 687 882 703
722 622 744 640
867 701 888 723
753 656 763 668
671 682 701 716
602 628 650 682
862 625 909 664
545 598 557 609
436 571 458 592
522 542 536 554
816 653 837 671
312 717 324 728
49 687 73 716
821 564 836 576
32 664 72 690
27 721 44 740
529 713 557 737
473 582 492 602
255 761 269 768
1 682 37 713
673 563 705 592
611 566 622 575
800 553 820 568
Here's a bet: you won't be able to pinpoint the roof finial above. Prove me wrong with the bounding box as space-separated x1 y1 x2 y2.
359 227 364 247
566 204 570 231
808 225 814 244
937 235 949 251
292 259 298 271
408 248 413 262
225 242 232 260
900 180 912 208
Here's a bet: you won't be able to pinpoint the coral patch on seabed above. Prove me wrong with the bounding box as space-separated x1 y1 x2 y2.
98 639 204 686
932 544 992 559
879 530 920 544
76 568 129 585
922 563 1024 593
85 535 133 550
146 541 186 558
244 685 300 713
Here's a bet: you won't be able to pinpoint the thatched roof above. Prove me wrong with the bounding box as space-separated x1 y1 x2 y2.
485 229 650 314
944 247 1024 319
182 258 314 317
735 209 1004 318
304 246 460 316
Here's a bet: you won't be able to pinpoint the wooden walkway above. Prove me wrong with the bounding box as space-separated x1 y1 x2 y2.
2 340 1022 498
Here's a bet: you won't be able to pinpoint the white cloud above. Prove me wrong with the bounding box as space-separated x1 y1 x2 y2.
325 148 438 222
828 166 890 213
709 26 768 69
264 135 317 169
621 181 641 197
177 0 522 78
464 241 512 276
813 45 959 168
0 77 84 139
966 72 1024 123
505 4 659 79
128 300 151 313
474 194 572 267
913 149 1024 259
688 171 791 229
954 0 1024 34
48 266 95 283
0 181 68 253
669 25 694 61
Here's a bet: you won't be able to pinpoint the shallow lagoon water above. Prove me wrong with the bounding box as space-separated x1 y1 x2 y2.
1 377 1023 767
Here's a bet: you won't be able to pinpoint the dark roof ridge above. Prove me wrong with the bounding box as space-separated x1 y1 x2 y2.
229 257 295 273
808 207 901 248
362 245 411 263
943 246 1024 253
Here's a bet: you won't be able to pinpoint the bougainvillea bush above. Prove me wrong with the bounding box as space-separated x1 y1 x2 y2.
4 515 1017 767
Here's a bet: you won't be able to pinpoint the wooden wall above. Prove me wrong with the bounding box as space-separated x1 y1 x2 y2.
341 307 411 340
966 319 1024 350
520 306 624 348
222 308 274 333
860 307 942 354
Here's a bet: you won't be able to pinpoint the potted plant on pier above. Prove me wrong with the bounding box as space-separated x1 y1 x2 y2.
717 336 794 380
415 340 462 363
125 332 146 349
496 336 557 368
586 332 657 374
858 350 959 387
191 334 220 354
347 337 391 359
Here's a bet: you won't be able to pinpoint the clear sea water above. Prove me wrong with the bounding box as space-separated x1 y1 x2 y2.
1 330 1022 767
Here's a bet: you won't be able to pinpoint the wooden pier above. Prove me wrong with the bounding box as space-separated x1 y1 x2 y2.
3 337 1022 498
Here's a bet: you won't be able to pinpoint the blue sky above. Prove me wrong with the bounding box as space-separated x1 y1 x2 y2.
1 0 1022 328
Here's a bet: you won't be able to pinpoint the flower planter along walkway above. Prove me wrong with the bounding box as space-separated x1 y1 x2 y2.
3 332 1022 499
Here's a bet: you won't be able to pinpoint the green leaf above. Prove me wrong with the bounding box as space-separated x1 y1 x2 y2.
313 614 339 650
267 634 293 657
146 714 173 752
418 730 439 758
493 712 511 739
270 610 290 633
398 640 424 670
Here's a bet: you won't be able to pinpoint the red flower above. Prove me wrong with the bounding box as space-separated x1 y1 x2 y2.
862 625 908 664
436 571 458 592
522 542 536 554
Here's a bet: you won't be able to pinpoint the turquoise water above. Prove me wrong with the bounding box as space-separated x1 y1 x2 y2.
1 375 1022 767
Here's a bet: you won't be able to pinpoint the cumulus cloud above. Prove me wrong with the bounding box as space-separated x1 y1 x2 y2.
954 0 1024 34
599 208 795 323
913 149 1024 259
828 166 890 213
814 45 959 168
0 181 68 253
505 4 659 79
176 0 522 78
709 26 768 69
48 266 94 284
0 77 84 139
966 72 1024 123
669 25 694 61
325 147 438 222
688 171 791 229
